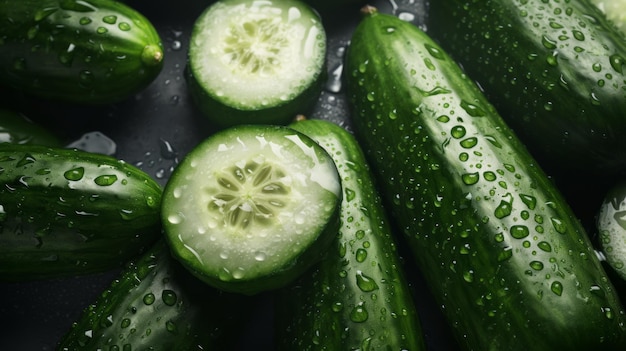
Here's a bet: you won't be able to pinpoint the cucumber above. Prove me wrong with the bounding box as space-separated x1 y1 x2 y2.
0 144 162 281
590 0 626 33
275 118 426 350
57 240 251 350
0 108 61 146
161 124 342 295
597 181 626 281
186 0 327 128
345 7 626 350
0 0 164 105
427 0 626 182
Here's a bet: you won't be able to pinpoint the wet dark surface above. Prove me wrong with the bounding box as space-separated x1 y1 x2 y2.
0 0 463 350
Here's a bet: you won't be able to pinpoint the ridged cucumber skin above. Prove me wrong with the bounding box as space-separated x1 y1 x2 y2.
345 10 626 351
57 240 250 351
0 144 162 281
276 118 426 351
427 0 626 180
0 108 62 147
0 0 164 105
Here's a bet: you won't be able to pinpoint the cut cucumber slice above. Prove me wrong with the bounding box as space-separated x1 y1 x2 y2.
187 0 327 128
161 125 342 295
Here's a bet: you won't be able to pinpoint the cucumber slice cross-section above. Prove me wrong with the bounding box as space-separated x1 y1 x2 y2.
161 125 342 295
186 0 327 128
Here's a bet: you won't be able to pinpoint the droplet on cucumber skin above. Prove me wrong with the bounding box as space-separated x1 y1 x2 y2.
350 302 369 323
64 167 85 181
94 174 118 186
161 289 177 306
143 293 156 305
551 281 563 296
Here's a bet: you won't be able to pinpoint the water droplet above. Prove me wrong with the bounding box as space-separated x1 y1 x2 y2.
94 174 117 186
460 137 478 148
355 248 367 262
520 194 536 210
254 251 266 261
345 188 356 202
494 199 512 218
451 125 466 139
102 15 117 24
609 54 624 74
64 167 85 181
511 225 530 239
97 27 108 34
162 290 177 306
461 172 479 185
537 241 552 252
118 22 131 31
551 281 563 296
541 35 557 49
120 318 131 328
529 261 544 270
551 217 567 234
143 293 155 305
166 320 177 333
463 270 474 282
350 302 369 322
460 100 486 117
356 270 379 292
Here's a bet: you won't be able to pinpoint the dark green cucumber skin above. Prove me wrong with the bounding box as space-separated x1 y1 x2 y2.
57 240 251 350
276 118 426 351
346 10 626 351
0 144 162 281
0 108 61 146
427 0 626 181
0 0 164 105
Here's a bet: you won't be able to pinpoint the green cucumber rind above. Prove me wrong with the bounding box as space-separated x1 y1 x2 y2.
277 118 427 351
57 240 251 350
0 0 164 105
161 124 341 295
428 0 626 179
0 144 163 281
346 10 626 350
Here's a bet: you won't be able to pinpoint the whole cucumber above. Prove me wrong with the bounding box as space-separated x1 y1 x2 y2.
346 7 626 350
0 144 162 281
276 118 427 351
0 0 164 105
57 240 252 350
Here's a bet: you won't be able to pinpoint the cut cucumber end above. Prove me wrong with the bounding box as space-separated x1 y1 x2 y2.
161 125 342 295
187 0 327 127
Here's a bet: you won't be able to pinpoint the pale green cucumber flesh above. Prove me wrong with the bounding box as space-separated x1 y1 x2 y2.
187 0 326 126
161 125 341 295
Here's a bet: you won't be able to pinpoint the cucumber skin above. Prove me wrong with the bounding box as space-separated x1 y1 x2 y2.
0 0 163 105
345 10 626 351
57 240 250 351
428 0 626 180
0 144 162 281
0 108 61 147
277 118 426 351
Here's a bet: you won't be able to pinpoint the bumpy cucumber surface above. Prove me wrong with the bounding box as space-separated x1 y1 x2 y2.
276 118 426 351
0 0 164 105
346 8 626 350
0 144 162 281
597 181 626 281
186 0 327 127
427 0 626 181
0 108 61 146
57 240 251 351
161 124 341 295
